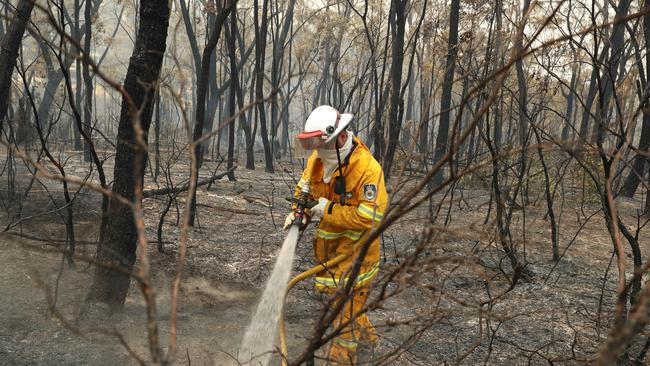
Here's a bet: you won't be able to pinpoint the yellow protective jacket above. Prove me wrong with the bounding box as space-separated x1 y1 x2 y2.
294 137 387 291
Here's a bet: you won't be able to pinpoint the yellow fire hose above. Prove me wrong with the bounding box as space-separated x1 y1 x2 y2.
279 252 350 366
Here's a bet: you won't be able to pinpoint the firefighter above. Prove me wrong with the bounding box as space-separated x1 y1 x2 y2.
284 105 387 364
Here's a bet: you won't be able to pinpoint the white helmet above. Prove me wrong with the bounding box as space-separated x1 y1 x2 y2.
296 105 353 150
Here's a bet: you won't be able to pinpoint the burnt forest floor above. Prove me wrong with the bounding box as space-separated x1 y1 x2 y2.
0 151 648 365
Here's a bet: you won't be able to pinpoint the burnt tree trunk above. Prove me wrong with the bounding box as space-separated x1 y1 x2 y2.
73 0 82 151
579 0 631 143
82 0 93 162
431 0 460 187
202 12 221 160
254 0 273 172
578 56 604 141
621 0 650 197
89 0 170 307
187 1 236 226
592 0 632 145
226 8 237 181
270 0 296 150
383 0 407 180
533 125 559 261
402 61 417 147
561 64 578 141
0 0 35 130
418 51 435 154
225 5 255 170
646 173 650 214
512 0 532 205
154 90 161 181
620 115 650 197
35 38 72 129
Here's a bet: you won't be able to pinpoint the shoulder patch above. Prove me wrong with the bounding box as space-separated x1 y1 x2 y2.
363 183 377 200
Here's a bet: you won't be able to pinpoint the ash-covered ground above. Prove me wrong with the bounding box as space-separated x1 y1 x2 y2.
0 154 647 365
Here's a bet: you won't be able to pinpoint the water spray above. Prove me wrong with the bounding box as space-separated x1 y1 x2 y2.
238 168 315 366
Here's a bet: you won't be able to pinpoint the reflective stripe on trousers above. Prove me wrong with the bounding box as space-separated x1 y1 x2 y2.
315 262 379 290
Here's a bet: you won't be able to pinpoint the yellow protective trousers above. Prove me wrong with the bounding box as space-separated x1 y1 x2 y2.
322 286 378 365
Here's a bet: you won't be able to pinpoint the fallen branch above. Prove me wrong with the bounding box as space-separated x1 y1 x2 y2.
196 202 263 216
5 232 97 245
4 232 175 246
143 167 237 198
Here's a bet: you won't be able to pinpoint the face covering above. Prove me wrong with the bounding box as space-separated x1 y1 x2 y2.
317 131 354 183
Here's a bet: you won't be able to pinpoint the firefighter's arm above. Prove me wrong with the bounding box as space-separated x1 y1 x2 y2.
320 169 387 231
288 153 318 230
291 153 318 209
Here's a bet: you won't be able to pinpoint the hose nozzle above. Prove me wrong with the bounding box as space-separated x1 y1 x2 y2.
293 182 311 227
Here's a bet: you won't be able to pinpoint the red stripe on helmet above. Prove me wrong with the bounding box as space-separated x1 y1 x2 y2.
297 130 324 139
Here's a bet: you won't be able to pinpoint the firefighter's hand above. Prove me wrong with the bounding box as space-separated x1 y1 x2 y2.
283 212 307 230
309 197 330 219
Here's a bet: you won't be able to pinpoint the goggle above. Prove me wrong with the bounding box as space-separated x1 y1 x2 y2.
296 130 328 150
297 123 338 149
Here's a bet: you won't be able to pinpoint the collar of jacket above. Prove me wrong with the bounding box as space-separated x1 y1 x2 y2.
312 136 370 184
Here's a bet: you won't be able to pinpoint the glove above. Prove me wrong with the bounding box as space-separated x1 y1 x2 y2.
283 211 307 230
309 197 330 219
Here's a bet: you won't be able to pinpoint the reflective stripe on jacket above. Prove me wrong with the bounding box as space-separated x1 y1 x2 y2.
293 137 387 290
